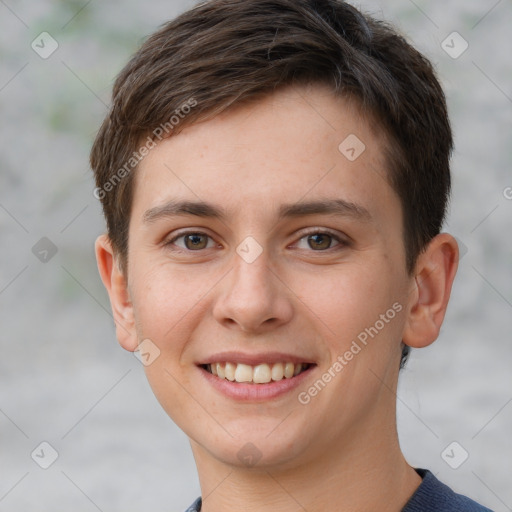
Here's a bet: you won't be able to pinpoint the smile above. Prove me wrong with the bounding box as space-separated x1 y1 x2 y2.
203 362 312 384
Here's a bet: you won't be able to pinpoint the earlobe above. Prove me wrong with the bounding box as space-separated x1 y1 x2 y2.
402 233 459 349
95 234 138 352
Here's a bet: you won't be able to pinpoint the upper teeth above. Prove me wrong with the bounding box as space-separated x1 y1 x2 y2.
208 362 307 384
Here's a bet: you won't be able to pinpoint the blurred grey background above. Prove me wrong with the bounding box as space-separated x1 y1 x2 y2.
0 0 511 510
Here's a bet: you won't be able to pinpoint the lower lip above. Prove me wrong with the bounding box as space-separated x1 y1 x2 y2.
199 366 315 402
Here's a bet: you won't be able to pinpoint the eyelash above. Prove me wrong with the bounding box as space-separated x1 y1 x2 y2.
163 228 349 253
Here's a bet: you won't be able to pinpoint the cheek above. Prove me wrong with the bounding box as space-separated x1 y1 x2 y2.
129 262 209 347
290 263 402 346
131 265 208 424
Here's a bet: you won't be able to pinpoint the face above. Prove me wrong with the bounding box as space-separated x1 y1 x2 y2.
121 84 414 469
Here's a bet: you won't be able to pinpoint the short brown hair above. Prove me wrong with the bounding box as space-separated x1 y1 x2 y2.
90 0 453 364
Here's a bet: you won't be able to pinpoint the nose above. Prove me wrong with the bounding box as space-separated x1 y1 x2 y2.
212 248 294 333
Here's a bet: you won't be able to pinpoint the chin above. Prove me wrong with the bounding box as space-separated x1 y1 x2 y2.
189 418 314 471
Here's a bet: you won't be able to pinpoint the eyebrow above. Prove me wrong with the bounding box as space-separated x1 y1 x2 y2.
142 198 372 224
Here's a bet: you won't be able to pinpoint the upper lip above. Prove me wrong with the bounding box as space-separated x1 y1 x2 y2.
197 351 316 366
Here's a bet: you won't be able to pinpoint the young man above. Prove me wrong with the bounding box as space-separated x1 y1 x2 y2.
90 0 492 510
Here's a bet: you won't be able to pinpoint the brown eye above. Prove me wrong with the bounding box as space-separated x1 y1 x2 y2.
184 233 208 250
166 231 216 251
293 230 345 252
183 233 209 250
307 233 334 250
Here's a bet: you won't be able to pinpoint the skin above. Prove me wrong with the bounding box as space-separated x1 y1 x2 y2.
96 82 459 512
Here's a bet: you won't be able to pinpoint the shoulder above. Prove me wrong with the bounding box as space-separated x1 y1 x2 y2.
403 469 494 512
185 471 493 512
184 497 202 512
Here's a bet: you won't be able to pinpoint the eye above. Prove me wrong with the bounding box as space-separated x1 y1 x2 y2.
164 229 347 253
165 231 217 251
294 230 345 251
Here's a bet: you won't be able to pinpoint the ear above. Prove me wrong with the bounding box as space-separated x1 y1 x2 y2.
95 234 138 352
402 233 459 349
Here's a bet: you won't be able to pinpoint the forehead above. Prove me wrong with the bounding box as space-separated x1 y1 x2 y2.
132 83 396 224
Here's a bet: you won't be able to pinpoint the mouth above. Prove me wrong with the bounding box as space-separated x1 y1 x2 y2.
201 361 314 384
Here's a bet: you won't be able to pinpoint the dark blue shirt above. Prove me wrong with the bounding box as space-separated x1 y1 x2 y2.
184 469 493 511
